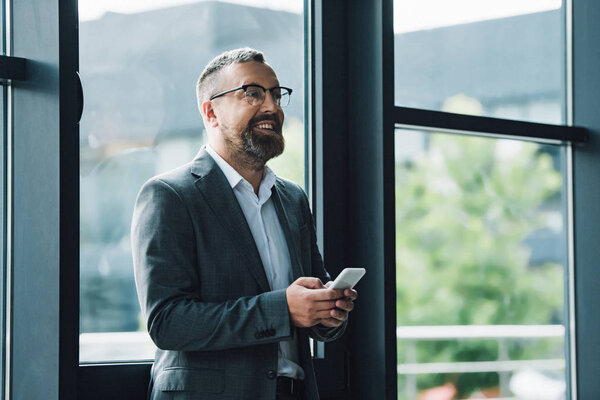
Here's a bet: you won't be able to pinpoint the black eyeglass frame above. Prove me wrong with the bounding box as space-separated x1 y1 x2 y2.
209 84 293 107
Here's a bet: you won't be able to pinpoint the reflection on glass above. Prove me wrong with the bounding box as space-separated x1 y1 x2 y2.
79 0 305 362
395 129 567 399
394 0 565 124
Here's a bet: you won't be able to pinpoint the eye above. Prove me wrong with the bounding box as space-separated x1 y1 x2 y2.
271 89 283 101
245 87 262 99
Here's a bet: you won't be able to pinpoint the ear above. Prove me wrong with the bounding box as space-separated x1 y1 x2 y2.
201 100 219 128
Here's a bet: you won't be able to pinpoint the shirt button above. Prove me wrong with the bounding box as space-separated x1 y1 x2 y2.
267 370 277 379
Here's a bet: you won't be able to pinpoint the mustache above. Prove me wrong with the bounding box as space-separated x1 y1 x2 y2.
249 114 282 132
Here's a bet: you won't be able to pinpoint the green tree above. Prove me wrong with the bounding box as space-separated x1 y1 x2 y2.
395 131 564 398
268 117 305 187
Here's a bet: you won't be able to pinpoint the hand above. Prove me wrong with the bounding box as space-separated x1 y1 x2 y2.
286 277 346 328
319 282 358 328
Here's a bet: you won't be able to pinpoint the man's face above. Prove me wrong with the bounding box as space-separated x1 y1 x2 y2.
211 61 285 164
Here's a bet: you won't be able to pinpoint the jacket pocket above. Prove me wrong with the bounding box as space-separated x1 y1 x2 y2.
154 367 225 394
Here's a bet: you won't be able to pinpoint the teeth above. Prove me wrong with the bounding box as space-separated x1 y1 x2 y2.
256 123 274 130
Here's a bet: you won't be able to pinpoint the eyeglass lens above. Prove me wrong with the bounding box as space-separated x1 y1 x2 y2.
244 86 290 107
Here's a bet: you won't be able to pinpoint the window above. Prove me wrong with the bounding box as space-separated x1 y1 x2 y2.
6 0 600 399
394 0 565 124
78 0 306 363
393 0 576 398
395 129 568 399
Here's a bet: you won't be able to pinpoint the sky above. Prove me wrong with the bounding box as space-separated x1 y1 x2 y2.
78 0 302 21
394 0 562 32
79 0 562 33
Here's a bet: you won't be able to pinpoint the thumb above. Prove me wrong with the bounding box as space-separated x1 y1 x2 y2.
293 277 324 289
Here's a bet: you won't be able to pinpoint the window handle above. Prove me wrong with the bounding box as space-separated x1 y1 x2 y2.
76 71 84 124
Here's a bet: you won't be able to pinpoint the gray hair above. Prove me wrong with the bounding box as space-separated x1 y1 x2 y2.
196 47 266 109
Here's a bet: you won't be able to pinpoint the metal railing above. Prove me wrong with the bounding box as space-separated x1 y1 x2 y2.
80 333 325 362
80 331 155 363
397 325 566 400
81 325 566 399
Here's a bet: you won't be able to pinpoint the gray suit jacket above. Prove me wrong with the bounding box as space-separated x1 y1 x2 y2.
132 149 345 400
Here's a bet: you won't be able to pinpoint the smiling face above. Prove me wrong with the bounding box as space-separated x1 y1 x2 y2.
202 61 285 169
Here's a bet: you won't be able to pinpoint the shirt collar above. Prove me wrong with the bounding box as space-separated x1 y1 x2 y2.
205 144 243 188
205 144 277 195
260 165 277 197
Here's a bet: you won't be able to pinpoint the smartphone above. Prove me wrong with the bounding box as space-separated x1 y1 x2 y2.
328 268 366 290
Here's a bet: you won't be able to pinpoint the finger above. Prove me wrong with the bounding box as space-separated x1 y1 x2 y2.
314 299 338 311
324 281 334 289
308 288 345 301
344 288 358 300
335 299 354 312
312 309 336 319
294 277 324 289
319 317 344 328
330 308 348 321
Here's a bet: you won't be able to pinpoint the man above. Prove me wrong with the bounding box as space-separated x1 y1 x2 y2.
132 47 357 400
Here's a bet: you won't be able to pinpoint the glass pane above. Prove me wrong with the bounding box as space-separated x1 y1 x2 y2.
394 0 566 124
1 0 4 55
0 0 6 383
395 128 568 399
0 85 5 396
0 0 9 382
79 0 305 362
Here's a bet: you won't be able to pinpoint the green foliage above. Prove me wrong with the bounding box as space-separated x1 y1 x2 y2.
268 117 305 187
395 131 565 397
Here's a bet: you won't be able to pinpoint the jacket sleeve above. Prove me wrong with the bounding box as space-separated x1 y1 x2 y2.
297 189 347 342
132 178 293 352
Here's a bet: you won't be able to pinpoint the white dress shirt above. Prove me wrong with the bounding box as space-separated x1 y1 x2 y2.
205 144 305 380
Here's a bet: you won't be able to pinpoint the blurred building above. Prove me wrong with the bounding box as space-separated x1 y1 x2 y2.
80 4 565 332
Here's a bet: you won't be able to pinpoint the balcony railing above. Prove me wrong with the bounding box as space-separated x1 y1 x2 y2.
397 325 566 400
80 331 155 363
80 324 567 399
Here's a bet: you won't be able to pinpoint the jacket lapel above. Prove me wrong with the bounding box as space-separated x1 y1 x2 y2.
190 149 271 293
271 181 305 280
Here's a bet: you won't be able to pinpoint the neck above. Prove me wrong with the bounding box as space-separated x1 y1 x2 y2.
209 141 265 194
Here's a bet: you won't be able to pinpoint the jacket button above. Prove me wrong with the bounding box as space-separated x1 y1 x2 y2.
267 370 277 379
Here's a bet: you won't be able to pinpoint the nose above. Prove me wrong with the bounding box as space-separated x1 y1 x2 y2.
260 90 279 113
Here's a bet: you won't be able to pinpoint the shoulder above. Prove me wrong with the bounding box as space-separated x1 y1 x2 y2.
275 176 306 200
140 162 195 196
132 165 197 237
134 162 199 213
274 176 312 219
154 161 196 187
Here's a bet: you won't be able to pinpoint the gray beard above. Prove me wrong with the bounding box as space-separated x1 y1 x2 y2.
241 127 285 165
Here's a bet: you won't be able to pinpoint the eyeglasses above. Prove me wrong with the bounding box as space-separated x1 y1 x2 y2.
210 84 293 108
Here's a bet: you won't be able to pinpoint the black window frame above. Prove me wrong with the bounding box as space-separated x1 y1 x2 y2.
387 1 586 399
3 0 600 399
315 1 591 399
